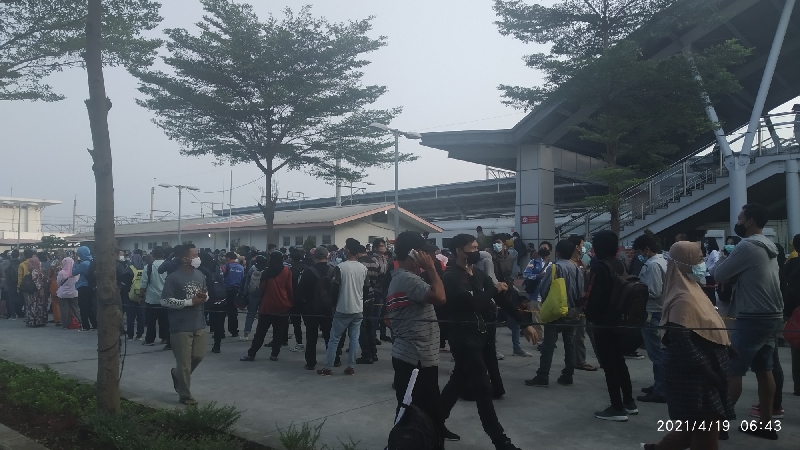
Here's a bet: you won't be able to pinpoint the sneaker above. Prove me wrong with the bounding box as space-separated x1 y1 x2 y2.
512 349 533 357
443 428 460 441
304 364 315 370
211 344 220 354
317 368 332 376
356 357 374 364
134 335 143 341
289 344 305 352
380 335 392 342
637 393 666 403
78 328 90 332
524 376 549 387
240 355 255 362
160 339 168 344
496 350 505 360
594 405 628 422
624 352 644 360
344 367 355 375
242 333 249 341
375 338 382 346
557 375 573 386
641 386 654 394
143 341 155 346
750 404 785 419
624 401 639 415
494 437 521 450
269 355 278 361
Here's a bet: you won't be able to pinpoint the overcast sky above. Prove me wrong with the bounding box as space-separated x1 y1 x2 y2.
1 0 549 225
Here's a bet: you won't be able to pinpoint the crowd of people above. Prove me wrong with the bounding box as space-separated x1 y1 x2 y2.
0 202 798 449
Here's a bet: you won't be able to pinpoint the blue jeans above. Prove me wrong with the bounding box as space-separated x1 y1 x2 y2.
507 316 522 352
123 297 145 338
243 294 261 334
641 311 666 397
536 320 576 378
325 312 362 369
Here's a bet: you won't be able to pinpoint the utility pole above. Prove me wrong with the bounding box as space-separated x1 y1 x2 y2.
228 170 233 251
335 153 342 207
72 196 77 234
150 178 155 222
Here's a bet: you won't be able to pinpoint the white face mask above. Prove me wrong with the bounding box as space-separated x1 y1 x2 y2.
493 243 503 252
190 257 201 268
118 255 126 262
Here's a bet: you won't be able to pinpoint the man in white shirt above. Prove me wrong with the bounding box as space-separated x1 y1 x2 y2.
318 239 368 376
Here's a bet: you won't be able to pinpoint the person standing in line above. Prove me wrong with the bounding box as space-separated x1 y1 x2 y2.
241 254 267 341
285 248 306 351
522 242 552 344
299 247 341 370
141 246 170 348
240 251 294 362
440 233 538 450
525 240 584 387
23 256 48 327
386 231 458 444
357 246 380 364
221 252 244 338
641 241 734 450
72 246 97 331
47 251 64 326
701 237 721 305
569 235 599 372
632 234 669 404
318 240 368 376
780 234 800 398
161 244 208 406
117 250 143 340
56 256 81 329
713 204 783 440
371 239 392 343
585 230 638 422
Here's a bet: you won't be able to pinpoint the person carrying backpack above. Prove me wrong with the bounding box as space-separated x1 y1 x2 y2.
241 254 267 341
221 252 244 339
117 251 143 340
72 246 98 331
299 246 339 370
199 252 229 353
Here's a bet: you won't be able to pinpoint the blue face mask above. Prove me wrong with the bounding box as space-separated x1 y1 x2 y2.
724 244 735 253
691 262 707 284
493 243 503 252
638 254 647 263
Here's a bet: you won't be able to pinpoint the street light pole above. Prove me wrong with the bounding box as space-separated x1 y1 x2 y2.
394 132 399 238
177 186 183 244
16 204 21 249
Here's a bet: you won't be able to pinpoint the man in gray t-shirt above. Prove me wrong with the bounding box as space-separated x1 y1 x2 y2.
160 245 207 405
386 231 454 442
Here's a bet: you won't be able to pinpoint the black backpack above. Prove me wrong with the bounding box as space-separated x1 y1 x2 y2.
307 266 335 315
387 403 442 450
85 260 97 289
19 273 37 295
602 260 648 331
204 267 227 302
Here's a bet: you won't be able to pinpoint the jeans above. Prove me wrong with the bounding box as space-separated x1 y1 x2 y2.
247 313 289 358
641 312 666 397
441 345 507 445
575 315 598 366
304 314 335 367
58 297 80 328
507 316 521 352
393 358 445 444
595 328 634 410
170 329 206 401
537 320 576 378
145 303 169 344
243 294 260 334
225 288 239 335
123 297 145 338
77 286 97 330
324 312 362 369
359 300 377 359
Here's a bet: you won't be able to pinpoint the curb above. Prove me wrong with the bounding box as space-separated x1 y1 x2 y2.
0 424 50 450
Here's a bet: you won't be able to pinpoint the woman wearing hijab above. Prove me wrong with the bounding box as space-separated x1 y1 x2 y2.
642 242 734 450
57 256 81 329
23 256 48 327
240 252 293 362
47 250 64 326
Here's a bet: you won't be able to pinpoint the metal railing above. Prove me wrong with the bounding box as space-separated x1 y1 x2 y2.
557 111 799 238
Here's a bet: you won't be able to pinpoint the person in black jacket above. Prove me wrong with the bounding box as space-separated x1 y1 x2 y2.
298 246 340 370
584 230 638 422
440 233 538 450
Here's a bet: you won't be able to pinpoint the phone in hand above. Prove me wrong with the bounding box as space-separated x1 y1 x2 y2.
408 249 421 264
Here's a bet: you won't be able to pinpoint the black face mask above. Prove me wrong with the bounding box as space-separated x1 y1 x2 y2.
734 223 748 238
465 251 481 265
538 249 551 257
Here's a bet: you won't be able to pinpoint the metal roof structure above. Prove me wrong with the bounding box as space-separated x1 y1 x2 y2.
420 0 800 170
69 203 442 241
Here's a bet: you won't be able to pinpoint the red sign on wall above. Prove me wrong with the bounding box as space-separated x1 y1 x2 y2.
520 215 539 224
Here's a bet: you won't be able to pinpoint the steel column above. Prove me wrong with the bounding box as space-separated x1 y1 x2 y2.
786 159 800 240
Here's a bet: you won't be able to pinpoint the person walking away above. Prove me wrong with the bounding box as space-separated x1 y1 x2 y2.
713 203 783 439
641 241 734 450
633 234 669 404
117 251 143 340
317 240 368 376
221 252 244 338
241 254 267 340
240 251 293 362
299 247 339 370
161 244 208 406
141 246 170 347
702 238 721 305
198 253 227 353
72 246 97 331
386 231 456 444
22 256 48 327
357 246 380 364
584 230 638 421
285 248 306 351
56 256 80 329
525 240 584 387
441 233 538 450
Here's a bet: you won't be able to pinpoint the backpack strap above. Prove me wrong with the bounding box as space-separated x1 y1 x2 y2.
307 266 320 278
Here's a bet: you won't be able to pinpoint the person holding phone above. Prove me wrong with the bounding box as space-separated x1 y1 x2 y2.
161 244 208 406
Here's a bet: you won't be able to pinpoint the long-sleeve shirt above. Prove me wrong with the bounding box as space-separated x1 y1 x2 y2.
539 259 584 309
17 259 29 290
259 267 294 315
705 250 720 276
160 268 207 333
140 260 167 305
585 257 626 326
639 253 667 312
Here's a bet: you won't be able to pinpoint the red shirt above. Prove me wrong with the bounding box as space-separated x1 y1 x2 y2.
259 267 294 315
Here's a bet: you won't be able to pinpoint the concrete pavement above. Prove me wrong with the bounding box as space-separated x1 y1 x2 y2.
0 318 797 450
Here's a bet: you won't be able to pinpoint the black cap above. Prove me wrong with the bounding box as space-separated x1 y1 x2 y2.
395 231 437 259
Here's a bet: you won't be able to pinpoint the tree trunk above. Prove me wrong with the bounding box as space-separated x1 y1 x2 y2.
259 169 276 248
84 0 122 413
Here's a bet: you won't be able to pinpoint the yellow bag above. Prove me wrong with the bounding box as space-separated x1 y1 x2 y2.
539 263 568 323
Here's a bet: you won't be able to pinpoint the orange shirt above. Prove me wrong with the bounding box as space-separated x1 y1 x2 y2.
259 267 294 315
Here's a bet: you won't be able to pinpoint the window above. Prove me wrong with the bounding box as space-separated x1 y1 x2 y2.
295 236 304 246
283 236 291 247
371 211 388 223
322 234 331 245
147 242 154 250
161 242 169 248
133 243 139 250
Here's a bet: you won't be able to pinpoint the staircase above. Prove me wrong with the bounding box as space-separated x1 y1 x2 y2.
557 112 799 243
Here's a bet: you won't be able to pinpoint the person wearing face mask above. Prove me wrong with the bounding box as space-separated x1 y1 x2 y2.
568 235 598 371
702 238 721 305
490 238 514 284
440 233 538 450
117 251 142 341
632 234 668 404
522 242 553 342
713 203 784 439
160 244 208 406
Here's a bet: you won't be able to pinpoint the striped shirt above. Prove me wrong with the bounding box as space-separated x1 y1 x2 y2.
386 268 438 367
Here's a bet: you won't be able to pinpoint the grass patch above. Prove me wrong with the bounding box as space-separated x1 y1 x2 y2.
278 420 365 450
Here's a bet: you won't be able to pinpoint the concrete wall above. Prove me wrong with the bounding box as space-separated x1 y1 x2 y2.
0 205 41 233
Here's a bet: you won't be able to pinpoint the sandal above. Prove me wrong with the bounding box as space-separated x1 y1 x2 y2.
576 363 598 371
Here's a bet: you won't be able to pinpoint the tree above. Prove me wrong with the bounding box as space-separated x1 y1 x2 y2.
39 234 69 250
0 0 162 413
493 0 747 234
133 0 412 245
